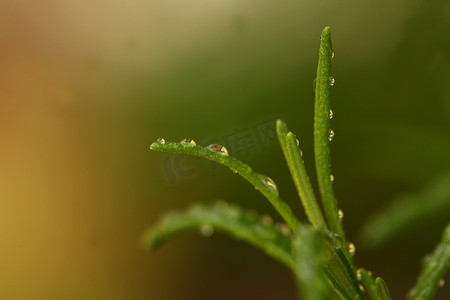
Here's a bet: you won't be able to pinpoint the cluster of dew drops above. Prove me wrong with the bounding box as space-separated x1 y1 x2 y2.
328 49 336 184
155 137 229 156
154 47 364 261
328 49 357 259
155 138 279 192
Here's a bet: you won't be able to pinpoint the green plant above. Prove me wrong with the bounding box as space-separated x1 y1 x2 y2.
145 27 450 299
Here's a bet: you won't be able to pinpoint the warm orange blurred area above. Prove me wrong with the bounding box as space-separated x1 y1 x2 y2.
0 1 171 299
2 1 282 298
1 0 450 299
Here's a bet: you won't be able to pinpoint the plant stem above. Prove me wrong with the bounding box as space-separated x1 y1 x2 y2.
313 26 352 263
150 141 301 233
277 120 327 229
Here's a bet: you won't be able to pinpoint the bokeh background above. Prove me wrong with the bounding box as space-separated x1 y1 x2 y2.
1 0 450 299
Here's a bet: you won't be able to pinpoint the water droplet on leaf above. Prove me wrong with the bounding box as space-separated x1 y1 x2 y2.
181 138 196 146
276 223 292 236
261 215 273 226
356 269 362 281
329 76 335 86
331 233 343 249
208 144 229 155
328 129 335 141
259 175 277 191
338 209 344 221
331 50 335 60
156 138 166 144
329 109 333 119
348 242 356 256
200 224 214 237
330 174 335 182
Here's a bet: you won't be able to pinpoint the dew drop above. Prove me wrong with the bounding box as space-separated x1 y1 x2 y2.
260 175 277 191
331 233 343 249
220 146 229 155
156 138 166 144
359 284 365 292
261 215 273 226
328 129 335 141
338 209 344 221
356 269 362 281
232 169 238 174
329 76 335 86
439 279 445 287
331 51 335 60
348 242 356 256
276 223 292 236
330 174 335 182
200 224 214 237
181 138 196 146
296 138 300 147
208 144 229 155
329 109 334 119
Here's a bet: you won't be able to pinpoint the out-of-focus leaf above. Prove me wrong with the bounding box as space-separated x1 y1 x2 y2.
375 277 392 300
142 202 294 269
408 223 450 300
357 269 378 300
292 225 366 300
321 238 366 300
150 140 300 233
359 173 450 248
292 224 327 300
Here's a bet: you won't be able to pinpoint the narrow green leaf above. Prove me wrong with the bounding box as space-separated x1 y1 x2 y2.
142 202 295 269
375 277 392 300
408 223 450 300
292 224 327 300
359 173 450 248
313 26 351 263
276 120 327 229
321 239 366 300
357 269 378 300
150 141 300 233
292 226 365 300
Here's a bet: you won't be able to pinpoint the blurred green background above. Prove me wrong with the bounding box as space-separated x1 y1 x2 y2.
1 0 449 299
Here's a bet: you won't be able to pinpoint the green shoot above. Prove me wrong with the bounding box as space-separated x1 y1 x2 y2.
143 202 295 269
313 26 351 262
277 120 327 229
150 141 300 233
408 223 450 300
146 26 449 300
357 269 378 300
375 277 392 300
